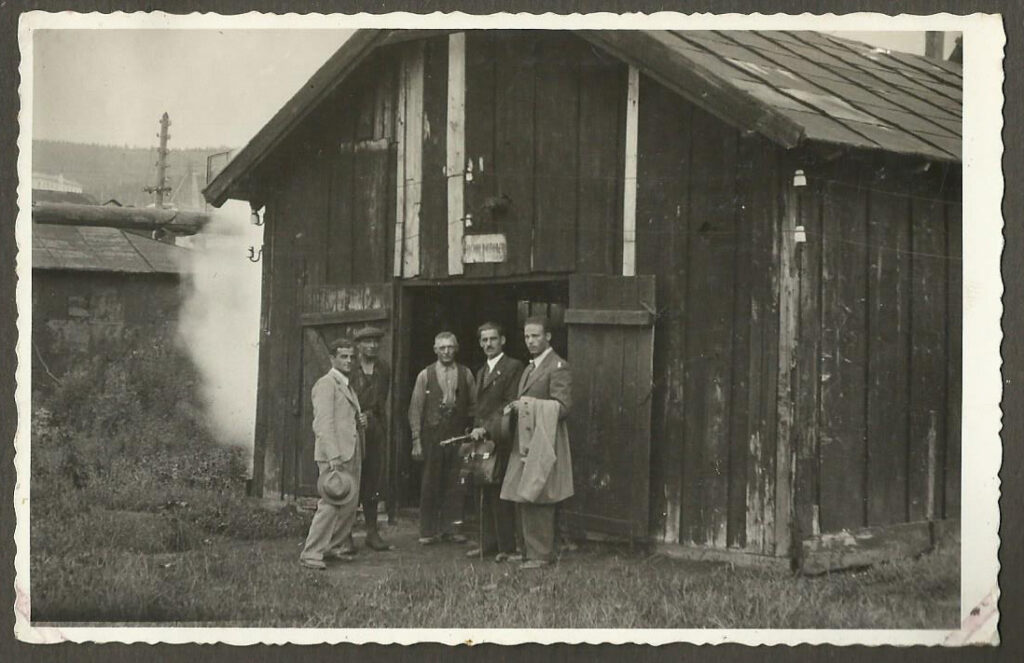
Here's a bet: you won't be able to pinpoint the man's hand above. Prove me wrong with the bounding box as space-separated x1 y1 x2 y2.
357 412 369 428
503 400 519 415
469 427 487 441
329 457 344 471
411 439 423 461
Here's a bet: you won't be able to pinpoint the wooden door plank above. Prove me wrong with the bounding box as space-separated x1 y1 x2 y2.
621 65 640 277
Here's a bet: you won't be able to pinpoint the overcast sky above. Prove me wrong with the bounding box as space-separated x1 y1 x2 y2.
31 29 958 151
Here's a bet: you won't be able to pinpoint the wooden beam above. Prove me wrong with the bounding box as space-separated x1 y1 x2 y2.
32 202 208 235
299 309 389 326
446 32 467 276
621 65 640 277
402 42 425 278
564 308 653 326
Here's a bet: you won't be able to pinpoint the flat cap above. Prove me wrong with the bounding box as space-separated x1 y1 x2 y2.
352 325 385 341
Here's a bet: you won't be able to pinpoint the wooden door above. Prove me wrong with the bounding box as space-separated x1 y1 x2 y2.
563 274 656 539
295 283 394 496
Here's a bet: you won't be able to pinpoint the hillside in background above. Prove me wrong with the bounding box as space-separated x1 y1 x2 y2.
32 140 234 208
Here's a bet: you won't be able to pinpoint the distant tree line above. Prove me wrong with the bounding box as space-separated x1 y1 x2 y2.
32 140 234 208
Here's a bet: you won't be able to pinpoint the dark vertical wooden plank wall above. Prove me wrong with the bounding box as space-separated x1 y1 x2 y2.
463 31 498 280
419 36 449 279
865 173 912 527
817 167 870 533
635 75 687 541
944 184 962 519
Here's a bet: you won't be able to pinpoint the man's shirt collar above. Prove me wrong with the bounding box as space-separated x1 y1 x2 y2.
486 353 504 372
530 346 553 367
330 367 349 386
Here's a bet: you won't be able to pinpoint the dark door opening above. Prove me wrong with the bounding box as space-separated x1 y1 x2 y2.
395 279 568 507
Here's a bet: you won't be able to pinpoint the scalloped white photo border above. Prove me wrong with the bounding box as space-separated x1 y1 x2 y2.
13 9 1004 646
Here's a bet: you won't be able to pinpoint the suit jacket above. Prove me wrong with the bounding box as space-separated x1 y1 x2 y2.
312 370 363 463
500 350 574 504
473 354 525 446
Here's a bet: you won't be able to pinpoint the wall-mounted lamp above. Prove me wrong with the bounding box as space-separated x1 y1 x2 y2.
250 203 265 226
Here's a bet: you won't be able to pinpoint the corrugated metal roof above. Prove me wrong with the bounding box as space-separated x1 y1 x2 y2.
205 29 962 206
33 223 192 274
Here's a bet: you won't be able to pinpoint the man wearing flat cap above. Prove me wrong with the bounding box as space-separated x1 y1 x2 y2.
350 325 393 551
299 337 365 570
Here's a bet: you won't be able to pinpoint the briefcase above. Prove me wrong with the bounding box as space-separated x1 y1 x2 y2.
458 438 503 485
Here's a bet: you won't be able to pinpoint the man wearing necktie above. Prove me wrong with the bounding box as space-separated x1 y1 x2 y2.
299 338 366 570
408 331 477 544
466 322 525 560
500 315 573 569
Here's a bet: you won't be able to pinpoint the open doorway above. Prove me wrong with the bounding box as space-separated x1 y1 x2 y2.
395 279 568 507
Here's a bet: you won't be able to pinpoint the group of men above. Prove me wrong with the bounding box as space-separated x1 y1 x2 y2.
299 317 573 572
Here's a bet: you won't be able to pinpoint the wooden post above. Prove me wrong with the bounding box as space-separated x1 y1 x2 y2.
447 32 467 276
622 65 639 277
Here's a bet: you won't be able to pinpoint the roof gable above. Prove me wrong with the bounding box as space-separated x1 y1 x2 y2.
205 29 962 206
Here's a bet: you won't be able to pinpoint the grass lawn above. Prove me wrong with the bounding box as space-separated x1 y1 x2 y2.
31 509 960 629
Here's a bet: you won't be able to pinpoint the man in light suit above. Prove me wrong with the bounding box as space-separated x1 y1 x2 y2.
500 315 573 570
299 337 366 570
467 321 524 560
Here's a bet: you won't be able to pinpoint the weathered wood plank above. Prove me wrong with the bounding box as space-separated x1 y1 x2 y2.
866 184 912 526
352 147 391 284
564 308 652 326
818 171 869 532
576 50 625 275
621 65 640 277
402 42 425 278
945 197 962 519
908 184 948 522
533 34 580 274
794 180 822 539
394 52 408 277
463 31 497 279
328 140 355 285
800 520 933 575
774 179 800 558
493 33 535 276
446 32 466 276
419 36 449 279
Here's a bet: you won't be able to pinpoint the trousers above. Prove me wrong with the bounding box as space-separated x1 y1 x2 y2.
479 484 517 553
514 502 556 562
300 460 360 561
419 431 465 537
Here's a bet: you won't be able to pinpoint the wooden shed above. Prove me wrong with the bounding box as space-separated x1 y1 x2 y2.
205 29 962 568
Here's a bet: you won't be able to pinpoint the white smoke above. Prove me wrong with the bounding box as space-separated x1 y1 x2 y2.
175 201 263 469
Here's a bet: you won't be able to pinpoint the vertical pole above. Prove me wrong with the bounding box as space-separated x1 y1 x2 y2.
622 65 640 277
153 112 171 208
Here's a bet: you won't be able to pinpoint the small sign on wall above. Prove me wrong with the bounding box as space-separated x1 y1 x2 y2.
462 233 507 264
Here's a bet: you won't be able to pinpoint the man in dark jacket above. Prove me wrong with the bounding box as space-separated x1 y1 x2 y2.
408 331 477 544
466 321 524 560
350 325 393 551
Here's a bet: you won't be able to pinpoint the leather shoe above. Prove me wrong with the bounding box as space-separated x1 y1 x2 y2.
443 533 469 544
418 535 441 545
505 553 524 562
520 559 551 570
465 547 491 558
299 558 326 570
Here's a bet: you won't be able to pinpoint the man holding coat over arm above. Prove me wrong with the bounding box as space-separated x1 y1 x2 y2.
500 315 574 570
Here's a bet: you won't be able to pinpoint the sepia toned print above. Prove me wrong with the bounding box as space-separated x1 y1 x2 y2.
13 10 1002 646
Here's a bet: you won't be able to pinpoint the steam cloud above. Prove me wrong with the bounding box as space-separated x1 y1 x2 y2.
176 203 263 469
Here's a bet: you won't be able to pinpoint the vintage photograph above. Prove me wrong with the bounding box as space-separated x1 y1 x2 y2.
13 11 1002 646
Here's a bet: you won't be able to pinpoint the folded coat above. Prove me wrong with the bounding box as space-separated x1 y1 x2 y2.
500 396 574 504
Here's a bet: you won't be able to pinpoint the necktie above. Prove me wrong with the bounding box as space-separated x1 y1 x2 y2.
522 360 535 384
